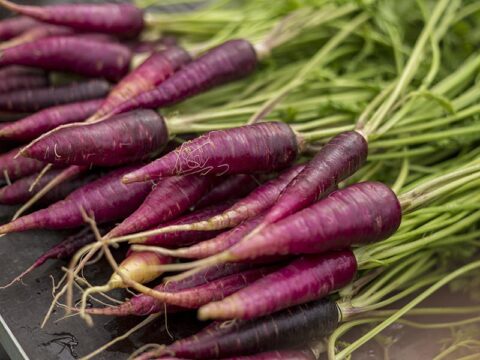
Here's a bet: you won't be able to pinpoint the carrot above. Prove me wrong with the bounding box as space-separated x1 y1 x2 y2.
141 213 266 259
109 39 259 116
120 165 304 244
0 24 74 50
90 47 191 121
260 130 368 226
142 299 338 359
21 109 169 166
97 266 275 311
123 122 301 183
81 250 171 305
85 263 253 316
0 1 144 38
198 250 356 320
138 203 233 248
155 181 401 271
195 174 258 209
0 79 110 112
0 165 153 235
0 73 48 93
106 175 216 238
0 225 110 289
0 146 48 182
0 99 102 142
0 36 132 81
0 168 96 205
0 16 38 41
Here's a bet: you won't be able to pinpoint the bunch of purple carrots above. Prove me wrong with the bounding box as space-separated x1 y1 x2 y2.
1 0 480 359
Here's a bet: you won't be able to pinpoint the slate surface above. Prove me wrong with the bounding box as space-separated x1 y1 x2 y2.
0 205 203 360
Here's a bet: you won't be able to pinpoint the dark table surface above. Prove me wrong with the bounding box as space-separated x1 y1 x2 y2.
0 205 203 360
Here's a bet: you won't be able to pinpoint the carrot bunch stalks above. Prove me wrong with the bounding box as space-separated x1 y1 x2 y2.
1 0 480 359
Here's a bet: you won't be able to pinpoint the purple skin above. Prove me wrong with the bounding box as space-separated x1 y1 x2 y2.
86 263 255 317
142 165 304 234
199 250 357 320
218 181 401 263
141 203 233 247
0 146 48 181
0 65 44 78
0 36 132 81
22 109 169 167
92 47 192 120
0 165 153 234
164 213 267 259
0 79 110 112
195 174 258 209
0 24 75 50
0 73 48 93
107 175 216 238
0 16 39 41
146 299 339 359
262 131 368 226
123 122 300 183
0 1 144 38
0 99 103 142
111 39 259 115
129 267 275 309
0 169 96 205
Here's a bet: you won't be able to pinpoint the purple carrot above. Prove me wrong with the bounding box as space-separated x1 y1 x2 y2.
0 165 153 234
123 165 304 242
143 299 339 359
86 263 254 317
138 203 233 247
0 1 144 38
0 225 110 289
196 174 258 209
110 39 259 115
121 266 275 309
0 146 48 181
22 109 169 166
199 250 356 320
148 213 267 259
106 175 216 238
181 182 401 268
91 47 191 121
0 16 38 41
0 168 96 205
221 350 316 360
262 131 368 227
0 99 103 142
0 24 74 50
0 73 48 93
0 79 110 112
123 122 300 183
0 36 132 81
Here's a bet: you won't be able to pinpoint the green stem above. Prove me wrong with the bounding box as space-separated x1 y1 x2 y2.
335 260 480 360
369 123 480 149
392 156 409 193
361 0 455 136
247 12 370 124
400 171 480 212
